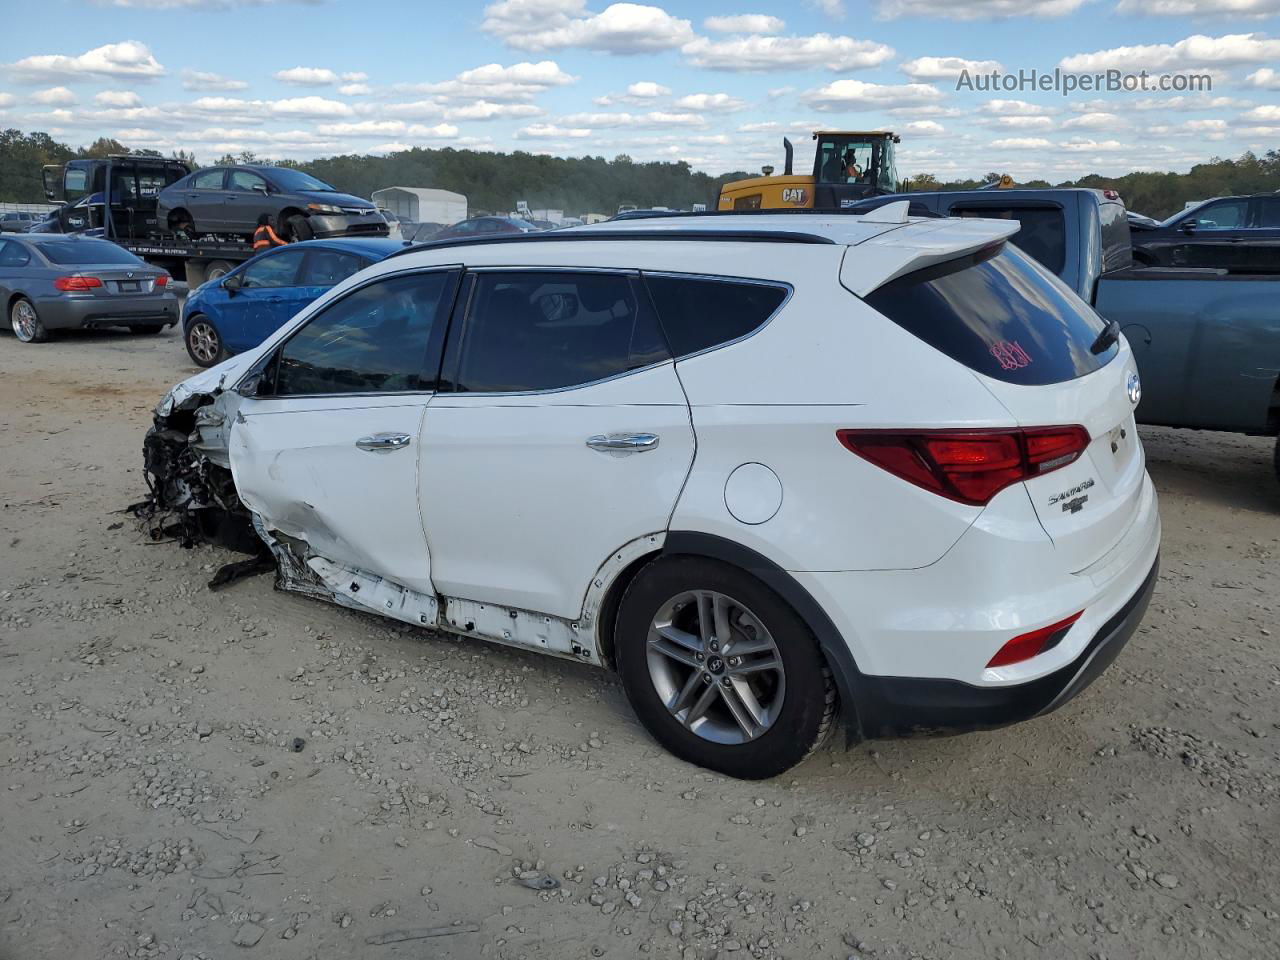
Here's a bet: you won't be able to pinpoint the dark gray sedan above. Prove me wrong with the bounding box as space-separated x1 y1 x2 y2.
0 235 178 343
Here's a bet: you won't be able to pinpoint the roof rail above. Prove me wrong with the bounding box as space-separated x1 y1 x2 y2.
384 228 836 260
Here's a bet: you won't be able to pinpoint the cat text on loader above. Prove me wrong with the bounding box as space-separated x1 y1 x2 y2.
717 131 902 212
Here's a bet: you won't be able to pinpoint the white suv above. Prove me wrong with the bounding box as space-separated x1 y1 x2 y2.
146 209 1161 779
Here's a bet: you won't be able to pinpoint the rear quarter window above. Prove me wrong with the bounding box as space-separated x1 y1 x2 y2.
863 244 1117 386
643 274 788 358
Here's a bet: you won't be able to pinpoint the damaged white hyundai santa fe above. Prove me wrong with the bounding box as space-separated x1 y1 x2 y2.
143 208 1160 779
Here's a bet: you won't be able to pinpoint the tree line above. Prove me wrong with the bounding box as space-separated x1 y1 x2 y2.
2 127 1277 220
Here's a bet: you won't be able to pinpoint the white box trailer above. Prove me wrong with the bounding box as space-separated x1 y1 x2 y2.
372 187 467 225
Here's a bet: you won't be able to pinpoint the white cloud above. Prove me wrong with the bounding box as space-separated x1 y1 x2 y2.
990 137 1054 148
899 55 1002 79
182 69 247 91
1242 104 1280 122
902 119 945 136
1115 0 1280 16
517 122 594 139
94 90 142 107
378 100 446 120
593 80 670 104
560 110 706 127
682 34 895 71
32 86 77 105
808 0 846 16
878 0 1087 18
1062 111 1120 129
317 119 410 136
338 83 372 96
1060 33 1280 72
5 41 165 83
91 0 318 6
1245 67 1280 89
1061 138 1126 151
0 93 14 108
979 98 1056 116
407 123 460 138
990 114 1055 128
704 13 785 33
673 92 746 111
444 101 545 120
405 60 576 103
802 78 943 110
269 96 354 118
482 0 696 54
275 66 339 86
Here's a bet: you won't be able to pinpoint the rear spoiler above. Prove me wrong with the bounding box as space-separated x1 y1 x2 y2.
840 216 1021 297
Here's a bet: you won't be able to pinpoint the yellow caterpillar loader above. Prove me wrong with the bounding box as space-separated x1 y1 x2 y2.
718 131 902 212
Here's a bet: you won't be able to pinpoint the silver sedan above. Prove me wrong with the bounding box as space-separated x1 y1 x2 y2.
0 234 178 343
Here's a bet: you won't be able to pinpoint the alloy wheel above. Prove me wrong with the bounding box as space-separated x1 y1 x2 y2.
646 589 786 744
188 321 220 364
12 300 39 342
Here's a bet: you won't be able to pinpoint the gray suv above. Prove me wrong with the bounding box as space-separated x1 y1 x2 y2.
155 165 388 243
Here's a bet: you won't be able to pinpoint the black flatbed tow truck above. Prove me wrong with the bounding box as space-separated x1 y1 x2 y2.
43 155 257 286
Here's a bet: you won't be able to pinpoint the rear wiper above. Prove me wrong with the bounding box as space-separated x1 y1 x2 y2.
1090 319 1121 355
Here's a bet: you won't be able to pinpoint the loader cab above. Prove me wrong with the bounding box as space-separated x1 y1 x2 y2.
43 156 188 238
811 131 900 209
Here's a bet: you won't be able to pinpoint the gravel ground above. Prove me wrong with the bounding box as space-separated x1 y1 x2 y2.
1 325 1277 960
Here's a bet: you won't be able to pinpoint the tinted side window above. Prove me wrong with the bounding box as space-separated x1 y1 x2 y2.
864 245 1115 387
300 250 366 287
455 272 667 393
1190 199 1247 230
193 170 225 190
644 274 787 358
1256 197 1280 228
952 204 1067 275
0 241 31 267
276 272 454 396
1098 201 1133 273
242 249 305 288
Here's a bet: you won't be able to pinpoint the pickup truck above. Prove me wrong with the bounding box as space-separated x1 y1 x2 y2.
854 188 1280 483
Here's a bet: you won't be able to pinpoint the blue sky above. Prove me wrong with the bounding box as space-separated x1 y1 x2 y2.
2 0 1278 183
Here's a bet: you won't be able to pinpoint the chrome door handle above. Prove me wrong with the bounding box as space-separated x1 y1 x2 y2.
356 433 412 452
586 433 660 452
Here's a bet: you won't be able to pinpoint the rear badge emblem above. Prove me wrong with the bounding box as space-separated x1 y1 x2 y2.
1127 372 1142 405
127 271 135 278
1062 495 1088 514
1049 477 1095 511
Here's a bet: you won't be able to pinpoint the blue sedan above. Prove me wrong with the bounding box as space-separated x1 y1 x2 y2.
181 237 404 367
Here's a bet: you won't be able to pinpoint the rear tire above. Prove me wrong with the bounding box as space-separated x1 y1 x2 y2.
185 316 225 368
129 324 164 335
10 297 49 343
204 260 234 283
285 215 314 242
614 556 835 779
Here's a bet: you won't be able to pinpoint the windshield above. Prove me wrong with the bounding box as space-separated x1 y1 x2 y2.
816 136 893 187
266 168 337 193
36 239 145 265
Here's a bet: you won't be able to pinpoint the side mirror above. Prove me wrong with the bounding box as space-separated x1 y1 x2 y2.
223 273 242 293
235 355 277 398
1180 219 1197 234
253 183 269 195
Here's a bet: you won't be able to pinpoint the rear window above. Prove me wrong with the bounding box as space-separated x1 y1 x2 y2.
863 244 1117 386
644 275 788 358
952 205 1066 275
1098 201 1133 273
36 240 144 266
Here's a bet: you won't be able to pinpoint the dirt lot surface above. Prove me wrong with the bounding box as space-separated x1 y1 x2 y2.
1 327 1277 960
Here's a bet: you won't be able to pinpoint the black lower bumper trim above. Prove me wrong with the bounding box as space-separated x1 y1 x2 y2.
854 556 1160 738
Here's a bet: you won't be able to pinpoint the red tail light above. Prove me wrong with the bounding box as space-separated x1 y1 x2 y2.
53 276 103 292
986 611 1083 667
837 426 1090 506
154 274 169 287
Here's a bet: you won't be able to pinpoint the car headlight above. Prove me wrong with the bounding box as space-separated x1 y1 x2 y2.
307 203 343 215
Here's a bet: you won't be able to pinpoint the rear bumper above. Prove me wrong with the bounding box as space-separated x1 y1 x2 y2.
851 556 1158 737
36 293 179 330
